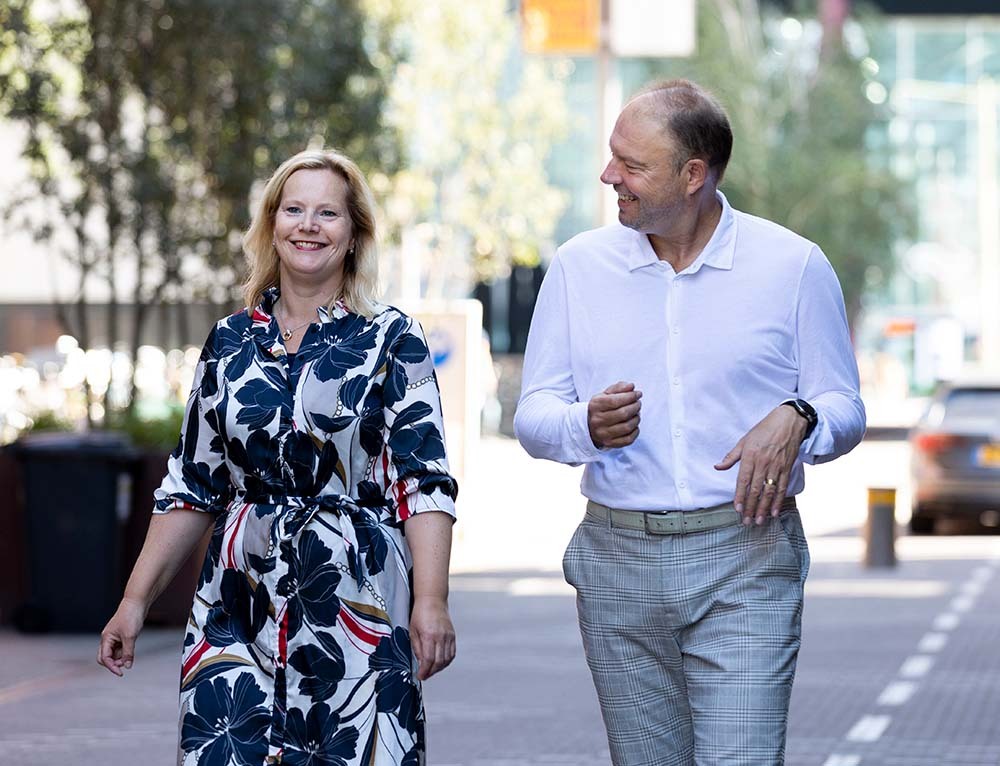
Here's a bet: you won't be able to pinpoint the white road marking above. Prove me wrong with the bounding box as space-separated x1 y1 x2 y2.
951 594 975 612
933 612 961 630
959 579 985 595
822 756 862 766
917 632 949 653
970 566 994 581
846 714 892 742
877 680 918 706
899 655 935 678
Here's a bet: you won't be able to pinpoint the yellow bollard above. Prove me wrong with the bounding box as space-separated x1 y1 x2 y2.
865 487 897 568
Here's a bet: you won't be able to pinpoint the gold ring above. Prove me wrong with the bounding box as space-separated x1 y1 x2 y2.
764 478 777 486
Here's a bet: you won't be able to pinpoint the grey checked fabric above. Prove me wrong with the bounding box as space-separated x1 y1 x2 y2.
563 510 810 766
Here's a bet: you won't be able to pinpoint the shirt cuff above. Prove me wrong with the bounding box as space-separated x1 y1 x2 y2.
569 400 606 463
798 414 834 465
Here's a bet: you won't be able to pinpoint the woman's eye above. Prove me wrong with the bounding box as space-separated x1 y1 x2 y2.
285 206 301 214
321 210 337 217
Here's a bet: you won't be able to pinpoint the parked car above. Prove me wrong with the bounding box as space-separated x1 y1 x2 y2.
909 378 1000 534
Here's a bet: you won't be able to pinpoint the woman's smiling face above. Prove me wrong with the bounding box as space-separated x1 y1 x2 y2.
273 168 354 291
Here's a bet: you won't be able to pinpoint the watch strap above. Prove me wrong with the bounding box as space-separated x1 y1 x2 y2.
782 398 818 439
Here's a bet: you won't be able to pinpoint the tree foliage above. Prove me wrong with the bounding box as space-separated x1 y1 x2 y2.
363 0 570 301
0 0 396 415
629 0 913 325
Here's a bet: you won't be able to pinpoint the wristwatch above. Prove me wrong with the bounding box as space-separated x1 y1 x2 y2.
782 398 818 439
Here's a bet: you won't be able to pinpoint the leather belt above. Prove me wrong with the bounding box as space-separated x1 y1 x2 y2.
586 496 797 535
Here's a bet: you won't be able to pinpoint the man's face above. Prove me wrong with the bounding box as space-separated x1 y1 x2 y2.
600 104 687 234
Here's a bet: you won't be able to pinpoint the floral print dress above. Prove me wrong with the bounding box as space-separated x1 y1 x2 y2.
154 287 457 766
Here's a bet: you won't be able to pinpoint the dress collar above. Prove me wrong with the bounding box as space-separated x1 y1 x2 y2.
249 286 352 357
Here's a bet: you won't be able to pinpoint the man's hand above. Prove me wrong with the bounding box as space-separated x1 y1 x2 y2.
714 405 808 525
587 381 642 449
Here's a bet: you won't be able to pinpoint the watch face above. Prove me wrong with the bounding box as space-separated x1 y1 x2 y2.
796 399 817 420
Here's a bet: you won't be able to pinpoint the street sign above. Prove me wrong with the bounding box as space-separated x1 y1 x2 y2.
521 0 601 54
610 0 696 58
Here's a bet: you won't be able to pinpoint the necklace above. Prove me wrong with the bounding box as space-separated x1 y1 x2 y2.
279 317 312 340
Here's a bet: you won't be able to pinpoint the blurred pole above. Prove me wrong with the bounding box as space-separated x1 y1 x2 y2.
597 0 618 227
865 487 897 568
977 77 1000 369
819 0 850 60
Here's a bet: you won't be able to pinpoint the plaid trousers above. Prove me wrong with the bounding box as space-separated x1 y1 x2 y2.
562 507 810 766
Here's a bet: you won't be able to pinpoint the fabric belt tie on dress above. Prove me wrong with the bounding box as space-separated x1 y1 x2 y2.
237 494 385 588
586 496 797 535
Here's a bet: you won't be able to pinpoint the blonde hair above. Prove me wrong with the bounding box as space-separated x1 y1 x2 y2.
242 149 380 317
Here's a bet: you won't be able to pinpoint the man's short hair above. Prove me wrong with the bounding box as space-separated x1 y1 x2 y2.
633 79 733 179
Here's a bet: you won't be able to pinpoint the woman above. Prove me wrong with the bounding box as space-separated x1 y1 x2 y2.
98 149 458 766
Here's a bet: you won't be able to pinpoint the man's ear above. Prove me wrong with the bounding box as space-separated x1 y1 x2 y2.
684 158 710 195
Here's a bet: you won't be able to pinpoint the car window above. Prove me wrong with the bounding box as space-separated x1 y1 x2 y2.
941 388 1000 421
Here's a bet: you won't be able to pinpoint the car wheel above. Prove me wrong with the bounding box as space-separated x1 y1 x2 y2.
909 512 935 535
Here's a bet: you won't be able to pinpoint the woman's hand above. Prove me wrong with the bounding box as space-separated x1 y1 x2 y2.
97 597 147 677
409 595 456 681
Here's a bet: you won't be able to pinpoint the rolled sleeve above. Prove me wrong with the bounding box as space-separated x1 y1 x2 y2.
795 248 867 464
383 317 458 523
154 326 232 515
515 255 605 466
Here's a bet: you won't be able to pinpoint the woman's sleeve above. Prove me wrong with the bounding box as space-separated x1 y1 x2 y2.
153 325 233 515
381 316 458 523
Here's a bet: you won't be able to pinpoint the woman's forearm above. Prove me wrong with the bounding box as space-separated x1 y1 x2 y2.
404 510 454 603
123 510 215 611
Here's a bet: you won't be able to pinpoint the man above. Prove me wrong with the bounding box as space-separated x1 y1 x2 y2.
514 79 865 766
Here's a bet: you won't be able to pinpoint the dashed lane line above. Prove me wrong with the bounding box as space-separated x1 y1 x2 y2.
916 632 948 653
899 655 935 678
845 714 892 743
876 680 918 707
821 756 862 766
933 612 961 631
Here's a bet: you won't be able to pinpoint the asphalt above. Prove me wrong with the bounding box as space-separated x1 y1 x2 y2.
3 437 1000 765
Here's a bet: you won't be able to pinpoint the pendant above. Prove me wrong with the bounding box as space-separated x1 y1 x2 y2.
282 328 293 340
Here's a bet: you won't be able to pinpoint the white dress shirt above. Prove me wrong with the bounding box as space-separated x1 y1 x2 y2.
514 191 866 511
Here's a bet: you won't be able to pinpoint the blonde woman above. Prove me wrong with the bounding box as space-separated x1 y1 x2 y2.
99 149 458 765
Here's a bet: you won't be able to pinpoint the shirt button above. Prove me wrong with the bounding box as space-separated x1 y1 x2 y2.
673 429 681 437
672 327 679 335
679 481 687 488
672 377 680 386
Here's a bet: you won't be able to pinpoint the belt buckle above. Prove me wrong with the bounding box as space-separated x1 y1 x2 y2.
644 511 682 535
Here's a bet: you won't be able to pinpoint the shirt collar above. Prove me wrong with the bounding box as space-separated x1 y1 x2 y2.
625 190 737 273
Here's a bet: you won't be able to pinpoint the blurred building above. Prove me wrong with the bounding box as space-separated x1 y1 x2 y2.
480 0 1000 415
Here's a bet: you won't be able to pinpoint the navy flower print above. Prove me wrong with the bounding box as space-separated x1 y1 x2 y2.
154 287 457 765
180 674 271 766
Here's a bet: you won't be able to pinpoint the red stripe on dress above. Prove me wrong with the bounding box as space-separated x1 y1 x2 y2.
277 610 289 668
338 607 382 647
224 503 252 568
181 637 211 679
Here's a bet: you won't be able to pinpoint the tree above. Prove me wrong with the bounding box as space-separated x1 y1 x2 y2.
362 0 570 302
0 0 396 418
628 0 913 326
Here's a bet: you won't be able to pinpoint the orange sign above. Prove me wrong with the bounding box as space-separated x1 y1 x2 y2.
521 0 601 54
